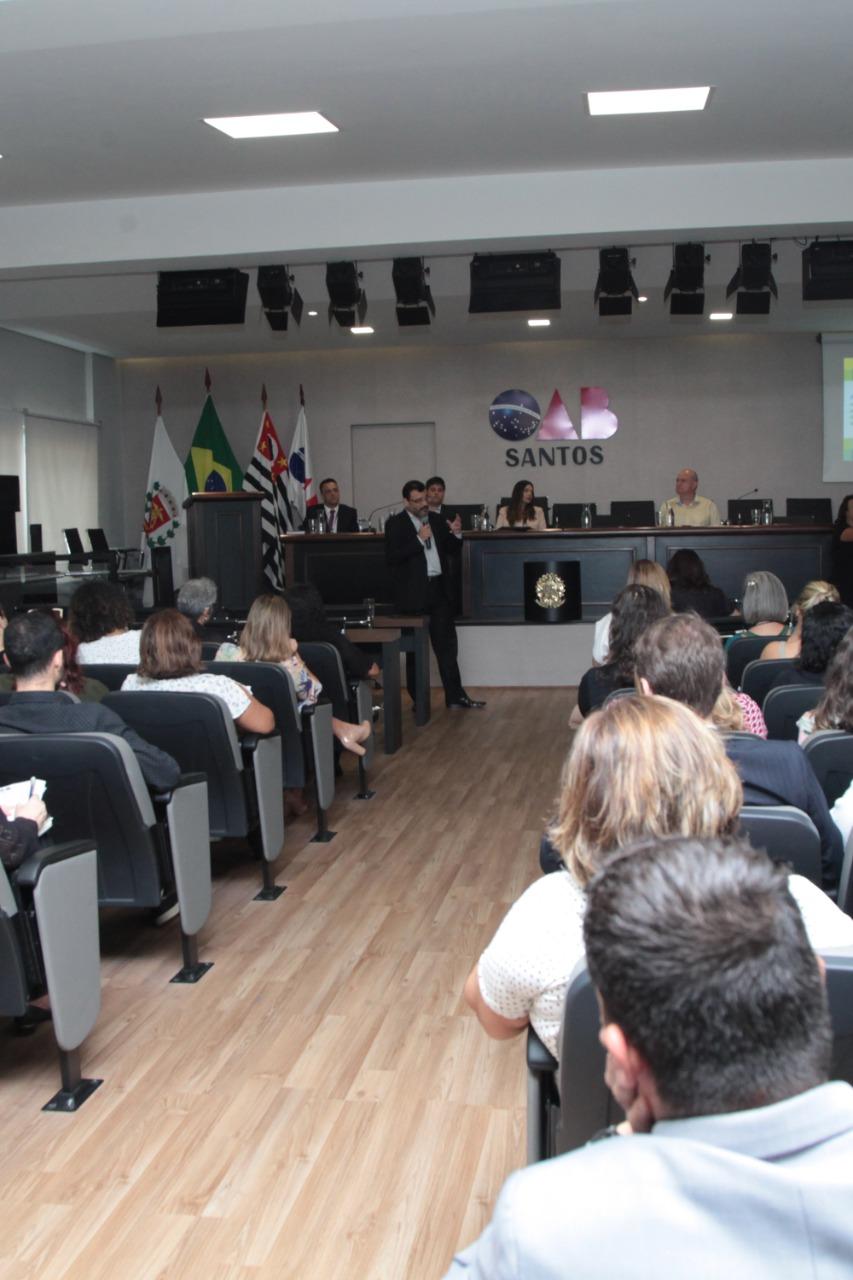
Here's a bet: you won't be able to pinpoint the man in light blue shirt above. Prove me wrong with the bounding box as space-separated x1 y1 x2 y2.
445 835 853 1279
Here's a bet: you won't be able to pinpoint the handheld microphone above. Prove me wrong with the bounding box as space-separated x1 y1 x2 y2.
421 515 432 549
733 487 759 501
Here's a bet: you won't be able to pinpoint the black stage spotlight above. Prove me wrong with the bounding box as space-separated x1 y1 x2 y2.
594 247 638 316
257 265 303 332
726 242 777 311
802 240 853 301
326 261 367 327
664 242 706 315
392 257 435 326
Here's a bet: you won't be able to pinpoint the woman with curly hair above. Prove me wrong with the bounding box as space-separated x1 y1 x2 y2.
591 559 671 665
463 695 853 1061
798 625 853 743
70 580 141 664
762 579 840 661
576 584 669 716
767 600 853 692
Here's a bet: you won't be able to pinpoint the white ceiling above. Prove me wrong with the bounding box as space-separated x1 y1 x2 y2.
1 0 853 356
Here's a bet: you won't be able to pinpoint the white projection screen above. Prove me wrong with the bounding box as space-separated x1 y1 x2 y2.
822 333 853 481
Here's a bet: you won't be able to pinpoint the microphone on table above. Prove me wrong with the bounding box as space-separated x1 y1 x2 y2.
420 515 432 549
733 487 759 500
365 501 401 529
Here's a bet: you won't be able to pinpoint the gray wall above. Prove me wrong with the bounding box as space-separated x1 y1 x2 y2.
116 333 838 540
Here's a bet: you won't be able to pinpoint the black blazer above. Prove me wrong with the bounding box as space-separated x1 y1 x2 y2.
384 509 459 613
301 503 358 533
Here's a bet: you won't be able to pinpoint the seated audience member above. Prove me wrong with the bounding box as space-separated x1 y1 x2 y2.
762 579 840 661
121 609 274 736
577 585 669 717
468 698 851 1063
633 612 843 890
0 794 48 871
176 577 218 632
283 582 380 683
798 625 853 744
727 569 790 645
768 600 853 691
0 621 108 703
216 595 371 756
495 479 546 530
70 580 142 664
592 560 671 665
712 681 768 739
446 836 853 1279
666 548 730 618
0 611 180 790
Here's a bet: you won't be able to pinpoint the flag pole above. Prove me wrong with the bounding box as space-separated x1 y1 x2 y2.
155 386 163 415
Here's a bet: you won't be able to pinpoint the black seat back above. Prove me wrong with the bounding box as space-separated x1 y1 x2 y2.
79 663 137 692
552 502 597 529
763 684 822 740
0 733 161 907
803 731 853 807
104 690 249 838
740 658 796 707
737 804 822 885
726 635 772 688
298 642 349 721
205 660 304 788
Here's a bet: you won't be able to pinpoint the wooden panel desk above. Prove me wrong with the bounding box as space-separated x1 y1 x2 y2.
345 626 402 754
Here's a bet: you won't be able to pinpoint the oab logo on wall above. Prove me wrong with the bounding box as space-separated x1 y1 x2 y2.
488 387 618 468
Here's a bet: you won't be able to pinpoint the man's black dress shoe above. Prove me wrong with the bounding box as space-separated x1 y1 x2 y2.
447 693 486 709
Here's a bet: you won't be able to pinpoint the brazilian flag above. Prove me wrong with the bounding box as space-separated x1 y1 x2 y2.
185 395 244 493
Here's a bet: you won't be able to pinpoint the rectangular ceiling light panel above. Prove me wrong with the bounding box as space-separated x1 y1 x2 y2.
587 87 711 116
204 112 338 139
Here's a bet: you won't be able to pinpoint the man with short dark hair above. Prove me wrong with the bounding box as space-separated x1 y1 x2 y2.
634 611 843 889
302 477 358 533
0 611 180 791
445 836 853 1278
426 475 462 535
384 480 484 709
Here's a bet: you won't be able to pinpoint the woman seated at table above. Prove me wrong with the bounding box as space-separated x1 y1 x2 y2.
576 584 669 717
761 579 840 661
71 580 142 664
726 569 790 645
464 695 853 1062
121 609 274 735
666 548 730 618
215 594 371 756
495 480 546 530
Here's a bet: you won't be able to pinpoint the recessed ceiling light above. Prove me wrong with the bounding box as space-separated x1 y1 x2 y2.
709 312 733 321
203 111 338 139
637 295 648 303
527 318 551 328
307 310 318 317
586 87 711 116
351 326 374 335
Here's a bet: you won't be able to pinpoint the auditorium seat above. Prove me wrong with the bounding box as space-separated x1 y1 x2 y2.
726 635 775 688
802 731 853 808
104 690 286 898
78 662 136 691
0 733 211 982
737 804 822 885
552 502 597 529
763 685 822 740
0 838 102 1111
740 658 797 707
299 640 376 799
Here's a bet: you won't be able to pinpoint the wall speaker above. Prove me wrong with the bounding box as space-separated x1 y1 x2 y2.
157 269 249 327
469 251 561 313
802 241 853 301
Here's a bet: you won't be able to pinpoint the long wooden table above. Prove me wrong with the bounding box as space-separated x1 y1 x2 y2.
284 525 834 624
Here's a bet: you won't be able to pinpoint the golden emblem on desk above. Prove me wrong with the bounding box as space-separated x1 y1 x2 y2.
534 572 566 609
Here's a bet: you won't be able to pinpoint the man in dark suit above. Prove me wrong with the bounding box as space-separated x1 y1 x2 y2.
633 611 843 890
385 479 484 710
302 477 358 533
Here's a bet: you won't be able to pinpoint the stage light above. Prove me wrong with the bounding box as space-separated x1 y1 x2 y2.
726 242 777 312
326 261 366 328
594 247 638 316
392 257 435 326
664 242 706 315
257 265 303 332
802 240 853 300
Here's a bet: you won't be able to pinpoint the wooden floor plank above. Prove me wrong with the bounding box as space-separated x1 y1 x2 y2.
0 688 570 1278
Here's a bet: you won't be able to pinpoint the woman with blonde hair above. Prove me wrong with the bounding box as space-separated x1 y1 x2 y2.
592 559 671 665
761 579 840 661
216 594 371 756
464 695 852 1060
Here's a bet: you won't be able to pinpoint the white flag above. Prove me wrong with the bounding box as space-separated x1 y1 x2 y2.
141 415 189 604
287 400 318 523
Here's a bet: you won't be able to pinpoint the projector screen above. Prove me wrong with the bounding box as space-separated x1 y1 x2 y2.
822 333 853 480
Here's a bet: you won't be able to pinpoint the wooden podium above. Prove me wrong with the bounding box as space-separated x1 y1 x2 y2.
184 491 265 614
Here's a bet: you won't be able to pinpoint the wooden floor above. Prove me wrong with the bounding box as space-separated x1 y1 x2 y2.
0 688 571 1280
